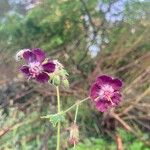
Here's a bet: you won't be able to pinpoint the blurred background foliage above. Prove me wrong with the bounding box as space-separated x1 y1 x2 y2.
0 0 150 149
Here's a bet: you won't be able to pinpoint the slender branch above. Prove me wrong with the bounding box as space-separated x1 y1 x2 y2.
120 87 150 116
80 0 97 35
0 118 38 137
115 133 123 150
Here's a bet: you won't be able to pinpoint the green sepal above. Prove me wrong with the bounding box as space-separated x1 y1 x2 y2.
53 75 61 86
57 69 68 77
41 113 65 127
62 78 69 88
49 75 61 86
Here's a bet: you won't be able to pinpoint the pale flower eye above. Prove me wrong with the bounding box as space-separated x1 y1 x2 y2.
102 84 114 92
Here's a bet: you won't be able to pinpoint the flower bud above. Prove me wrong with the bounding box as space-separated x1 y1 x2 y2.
49 60 69 87
63 78 69 88
68 123 79 145
52 75 61 86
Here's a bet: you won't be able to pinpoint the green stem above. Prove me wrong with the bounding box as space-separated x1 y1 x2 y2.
64 97 90 114
56 86 61 150
74 143 76 150
73 104 79 150
74 104 79 123
41 97 90 119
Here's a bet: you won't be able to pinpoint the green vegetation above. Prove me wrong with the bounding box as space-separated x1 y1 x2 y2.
0 0 150 149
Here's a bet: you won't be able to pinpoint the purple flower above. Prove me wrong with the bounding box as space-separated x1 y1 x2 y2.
18 48 55 83
90 75 123 112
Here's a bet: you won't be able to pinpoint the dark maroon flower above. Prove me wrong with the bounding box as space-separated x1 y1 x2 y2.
90 75 123 112
18 48 55 83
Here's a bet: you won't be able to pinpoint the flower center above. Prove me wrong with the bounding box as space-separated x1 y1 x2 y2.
95 84 114 104
29 61 43 77
101 84 114 96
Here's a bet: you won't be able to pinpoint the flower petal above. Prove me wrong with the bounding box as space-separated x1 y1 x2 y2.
23 51 36 62
96 99 111 112
20 65 30 76
111 92 122 105
111 78 123 90
96 75 113 85
90 83 100 101
32 48 46 62
16 49 31 61
42 61 55 73
35 72 49 83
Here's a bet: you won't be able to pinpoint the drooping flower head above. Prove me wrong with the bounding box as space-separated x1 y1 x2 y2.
16 48 55 83
90 75 123 112
68 123 79 145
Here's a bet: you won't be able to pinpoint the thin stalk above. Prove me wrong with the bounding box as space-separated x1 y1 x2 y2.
73 104 79 150
74 142 76 150
64 97 90 114
56 86 61 150
74 104 79 123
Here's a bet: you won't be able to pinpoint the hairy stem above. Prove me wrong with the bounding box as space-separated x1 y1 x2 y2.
56 86 61 150
73 104 79 150
74 104 79 123
64 97 90 114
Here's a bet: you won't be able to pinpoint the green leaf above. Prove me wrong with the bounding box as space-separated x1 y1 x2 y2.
49 113 65 127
